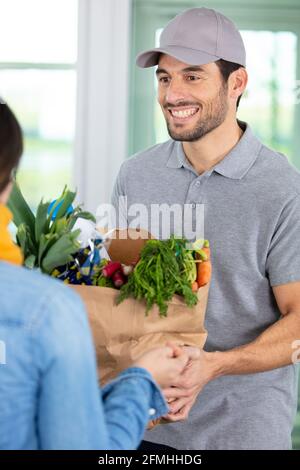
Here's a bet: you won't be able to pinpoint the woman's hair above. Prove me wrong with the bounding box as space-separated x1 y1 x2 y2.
0 102 23 193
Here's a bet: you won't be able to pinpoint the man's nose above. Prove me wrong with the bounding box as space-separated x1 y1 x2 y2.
165 78 186 104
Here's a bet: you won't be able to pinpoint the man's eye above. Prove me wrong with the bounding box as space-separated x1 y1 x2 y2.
186 75 199 81
158 76 170 84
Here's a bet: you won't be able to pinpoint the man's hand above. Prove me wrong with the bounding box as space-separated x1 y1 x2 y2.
162 282 300 422
134 343 189 389
163 347 220 422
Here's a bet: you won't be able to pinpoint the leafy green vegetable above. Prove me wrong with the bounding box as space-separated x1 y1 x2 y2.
24 254 36 269
16 223 36 260
41 230 81 274
117 237 198 317
35 200 50 242
8 183 36 244
8 181 95 274
92 259 114 287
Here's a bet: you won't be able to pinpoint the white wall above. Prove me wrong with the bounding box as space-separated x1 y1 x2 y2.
74 0 132 214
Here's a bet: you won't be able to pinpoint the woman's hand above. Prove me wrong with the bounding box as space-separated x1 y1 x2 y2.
133 343 189 388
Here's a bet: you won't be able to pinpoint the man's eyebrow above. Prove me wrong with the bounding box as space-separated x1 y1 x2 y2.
156 66 206 75
156 68 168 75
181 66 206 73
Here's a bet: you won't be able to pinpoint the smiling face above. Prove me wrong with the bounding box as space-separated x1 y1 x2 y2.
156 55 230 142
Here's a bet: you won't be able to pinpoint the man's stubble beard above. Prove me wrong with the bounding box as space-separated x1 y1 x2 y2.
164 84 229 142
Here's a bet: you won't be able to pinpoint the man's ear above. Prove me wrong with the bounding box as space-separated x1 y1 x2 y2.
0 181 13 205
229 67 248 102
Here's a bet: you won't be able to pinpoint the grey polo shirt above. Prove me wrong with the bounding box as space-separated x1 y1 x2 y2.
111 121 300 450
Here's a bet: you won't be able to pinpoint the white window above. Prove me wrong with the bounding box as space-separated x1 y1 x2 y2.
0 0 78 209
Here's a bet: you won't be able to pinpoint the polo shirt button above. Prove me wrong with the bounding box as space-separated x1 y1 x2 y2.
149 408 156 416
195 181 201 186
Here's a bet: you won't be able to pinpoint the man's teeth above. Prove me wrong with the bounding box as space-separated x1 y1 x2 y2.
170 108 198 118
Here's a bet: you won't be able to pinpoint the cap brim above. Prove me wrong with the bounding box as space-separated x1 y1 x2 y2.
136 45 220 68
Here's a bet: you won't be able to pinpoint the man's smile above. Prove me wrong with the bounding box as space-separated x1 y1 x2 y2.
167 106 200 122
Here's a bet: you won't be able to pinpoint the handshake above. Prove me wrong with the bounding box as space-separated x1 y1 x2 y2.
134 343 215 422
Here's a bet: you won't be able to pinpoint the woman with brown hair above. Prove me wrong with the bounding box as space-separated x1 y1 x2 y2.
0 102 192 450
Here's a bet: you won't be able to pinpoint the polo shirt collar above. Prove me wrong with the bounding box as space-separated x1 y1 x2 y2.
166 121 262 180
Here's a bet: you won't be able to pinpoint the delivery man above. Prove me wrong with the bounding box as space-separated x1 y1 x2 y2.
111 7 300 450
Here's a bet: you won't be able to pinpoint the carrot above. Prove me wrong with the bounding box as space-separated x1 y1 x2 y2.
195 247 210 261
201 240 210 259
197 260 212 287
191 281 199 292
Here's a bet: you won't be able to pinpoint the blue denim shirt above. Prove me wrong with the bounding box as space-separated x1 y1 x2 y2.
0 261 168 450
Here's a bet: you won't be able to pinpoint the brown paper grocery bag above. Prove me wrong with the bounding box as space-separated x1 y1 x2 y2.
72 283 209 385
71 229 210 426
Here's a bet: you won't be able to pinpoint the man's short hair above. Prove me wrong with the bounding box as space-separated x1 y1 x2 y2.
215 59 245 109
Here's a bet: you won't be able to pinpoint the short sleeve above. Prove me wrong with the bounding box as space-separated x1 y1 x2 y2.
109 162 128 230
266 194 300 286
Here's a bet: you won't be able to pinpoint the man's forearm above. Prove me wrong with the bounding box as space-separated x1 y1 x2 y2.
210 311 300 379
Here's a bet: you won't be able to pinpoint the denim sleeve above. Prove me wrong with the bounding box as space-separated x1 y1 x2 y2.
101 368 168 450
34 283 167 450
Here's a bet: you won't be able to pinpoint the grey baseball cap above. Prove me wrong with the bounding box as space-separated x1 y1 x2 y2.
136 7 246 68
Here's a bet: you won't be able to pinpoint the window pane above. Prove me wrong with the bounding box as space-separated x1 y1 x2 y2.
0 69 76 209
0 0 77 63
239 31 297 159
